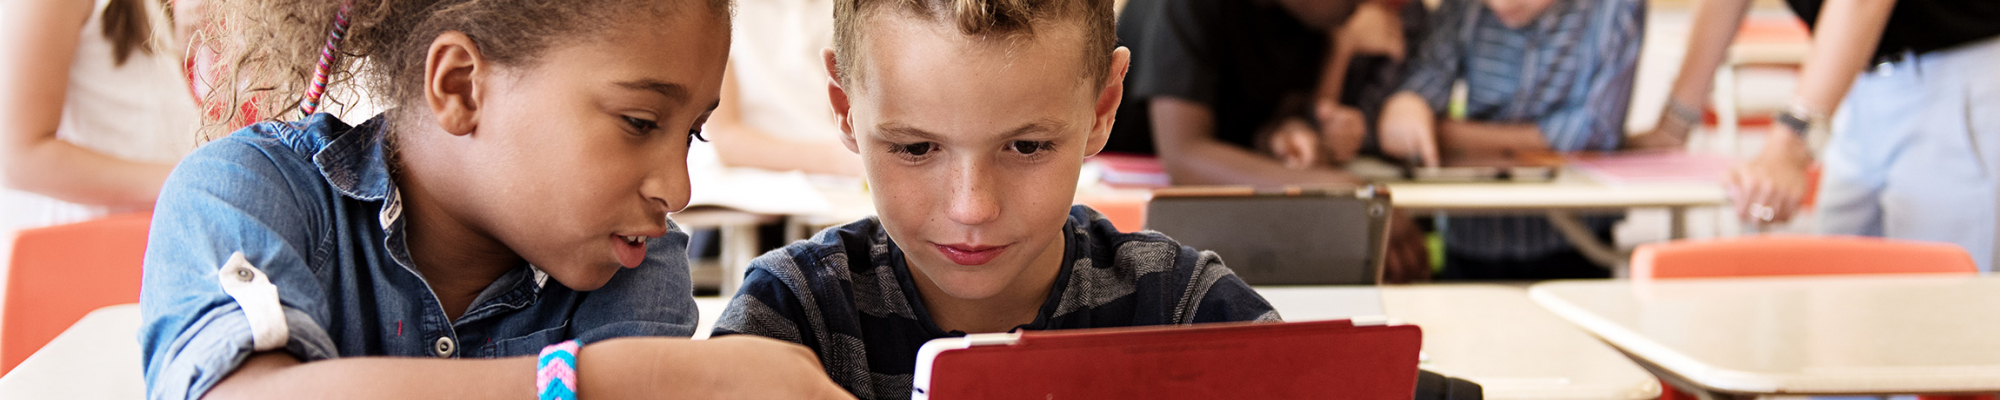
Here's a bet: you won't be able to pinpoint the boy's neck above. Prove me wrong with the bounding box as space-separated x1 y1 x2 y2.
911 232 1069 334
397 172 523 322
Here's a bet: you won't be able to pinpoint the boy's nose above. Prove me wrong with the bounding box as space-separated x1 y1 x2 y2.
946 159 1000 226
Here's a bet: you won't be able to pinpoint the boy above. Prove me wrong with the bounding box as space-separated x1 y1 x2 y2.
1376 0 1644 279
711 0 1279 398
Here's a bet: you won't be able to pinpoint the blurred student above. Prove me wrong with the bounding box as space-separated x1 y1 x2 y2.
136 0 851 399
1632 0 2000 270
702 0 862 176
711 0 1278 397
0 0 200 230
1110 0 1433 281
1376 0 1644 279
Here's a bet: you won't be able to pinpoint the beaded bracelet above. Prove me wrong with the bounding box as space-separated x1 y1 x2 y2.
537 340 582 400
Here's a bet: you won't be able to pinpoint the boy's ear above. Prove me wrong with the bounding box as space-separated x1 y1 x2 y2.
1083 47 1131 158
425 32 486 136
824 48 860 154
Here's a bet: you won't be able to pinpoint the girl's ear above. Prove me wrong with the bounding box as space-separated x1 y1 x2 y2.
1084 47 1131 158
425 32 486 136
824 48 860 154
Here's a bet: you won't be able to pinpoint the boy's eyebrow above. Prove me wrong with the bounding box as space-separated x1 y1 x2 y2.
615 79 690 104
875 119 1068 141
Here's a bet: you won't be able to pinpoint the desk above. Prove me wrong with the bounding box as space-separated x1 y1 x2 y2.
1260 285 1662 399
0 304 143 399
1530 275 2000 397
1384 168 1728 271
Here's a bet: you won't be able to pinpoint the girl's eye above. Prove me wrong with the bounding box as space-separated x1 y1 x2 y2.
889 142 935 157
1010 140 1055 155
622 116 660 135
687 128 708 145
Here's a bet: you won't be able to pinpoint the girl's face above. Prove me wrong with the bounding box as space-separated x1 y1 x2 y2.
447 11 729 290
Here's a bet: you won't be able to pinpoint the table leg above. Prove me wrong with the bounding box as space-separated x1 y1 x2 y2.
1670 207 1688 240
1545 210 1630 272
718 223 758 299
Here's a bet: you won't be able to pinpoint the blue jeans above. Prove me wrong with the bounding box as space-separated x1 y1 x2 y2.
1817 35 2000 271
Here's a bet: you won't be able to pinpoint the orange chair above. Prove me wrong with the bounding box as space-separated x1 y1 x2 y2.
1634 235 1987 400
1632 235 1976 280
1 213 152 374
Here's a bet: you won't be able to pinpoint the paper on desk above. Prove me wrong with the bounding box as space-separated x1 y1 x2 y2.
1566 151 1736 186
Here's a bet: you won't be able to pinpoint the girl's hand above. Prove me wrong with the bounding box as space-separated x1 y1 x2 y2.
1725 129 1813 225
581 336 854 400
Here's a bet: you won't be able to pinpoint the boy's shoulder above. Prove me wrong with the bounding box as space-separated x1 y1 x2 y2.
1054 205 1269 324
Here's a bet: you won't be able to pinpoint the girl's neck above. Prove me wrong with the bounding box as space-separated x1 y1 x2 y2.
911 233 1068 334
396 170 522 322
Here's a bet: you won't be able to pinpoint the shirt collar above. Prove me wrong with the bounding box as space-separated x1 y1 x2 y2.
309 113 396 202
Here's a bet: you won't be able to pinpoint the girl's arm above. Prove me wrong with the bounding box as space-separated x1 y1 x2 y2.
705 65 863 176
0 0 178 209
205 336 854 400
1729 0 1895 224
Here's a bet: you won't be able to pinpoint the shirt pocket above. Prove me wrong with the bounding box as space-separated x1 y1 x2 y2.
487 321 571 357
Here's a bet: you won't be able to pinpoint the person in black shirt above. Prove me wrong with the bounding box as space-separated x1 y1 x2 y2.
1628 1 2000 269
1110 0 1434 281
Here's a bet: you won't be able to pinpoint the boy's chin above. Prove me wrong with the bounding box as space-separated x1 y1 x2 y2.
914 265 1018 301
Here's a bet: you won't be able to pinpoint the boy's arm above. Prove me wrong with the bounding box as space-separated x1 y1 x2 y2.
1377 0 1469 165
1151 97 1363 186
1528 0 1646 153
206 337 853 400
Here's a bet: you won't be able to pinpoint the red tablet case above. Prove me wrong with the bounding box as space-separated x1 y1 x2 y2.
911 319 1423 400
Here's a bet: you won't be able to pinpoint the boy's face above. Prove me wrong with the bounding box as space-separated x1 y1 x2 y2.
1483 0 1559 28
828 15 1128 301
442 11 728 291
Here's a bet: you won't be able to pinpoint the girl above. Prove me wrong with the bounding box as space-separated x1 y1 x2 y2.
138 0 851 399
0 0 197 235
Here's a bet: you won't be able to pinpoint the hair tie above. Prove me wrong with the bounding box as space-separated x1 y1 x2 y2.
300 1 354 116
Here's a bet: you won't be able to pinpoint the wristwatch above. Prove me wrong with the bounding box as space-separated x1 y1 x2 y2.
1774 104 1829 153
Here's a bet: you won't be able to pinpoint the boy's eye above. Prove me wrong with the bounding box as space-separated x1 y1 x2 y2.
1010 140 1055 155
891 142 935 156
622 116 660 135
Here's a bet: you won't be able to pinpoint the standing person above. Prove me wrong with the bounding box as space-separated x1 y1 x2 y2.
0 0 200 229
138 0 853 398
1376 0 1645 279
701 0 862 176
1630 0 2000 271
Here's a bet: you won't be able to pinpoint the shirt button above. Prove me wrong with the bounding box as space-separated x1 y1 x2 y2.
433 336 456 357
231 267 254 282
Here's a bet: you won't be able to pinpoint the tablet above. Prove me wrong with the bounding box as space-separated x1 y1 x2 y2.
1144 185 1391 285
911 319 1424 400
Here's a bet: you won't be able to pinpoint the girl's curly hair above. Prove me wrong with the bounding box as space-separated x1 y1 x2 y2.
195 0 730 140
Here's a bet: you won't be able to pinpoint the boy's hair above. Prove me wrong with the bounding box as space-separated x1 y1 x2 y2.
195 0 730 140
831 0 1117 90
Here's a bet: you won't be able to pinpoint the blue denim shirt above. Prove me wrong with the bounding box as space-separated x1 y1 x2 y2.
137 114 696 400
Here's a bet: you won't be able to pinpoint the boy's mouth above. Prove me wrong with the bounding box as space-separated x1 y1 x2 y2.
934 243 1007 266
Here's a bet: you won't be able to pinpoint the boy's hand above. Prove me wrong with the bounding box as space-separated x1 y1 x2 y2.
1315 100 1366 165
1267 118 1323 169
1378 92 1439 167
580 336 854 400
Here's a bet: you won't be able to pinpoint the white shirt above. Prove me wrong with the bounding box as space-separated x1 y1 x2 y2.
1 0 199 230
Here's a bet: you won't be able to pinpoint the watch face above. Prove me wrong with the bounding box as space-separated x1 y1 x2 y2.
1777 111 1811 136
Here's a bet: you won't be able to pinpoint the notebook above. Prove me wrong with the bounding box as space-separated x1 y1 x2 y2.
911 319 1424 400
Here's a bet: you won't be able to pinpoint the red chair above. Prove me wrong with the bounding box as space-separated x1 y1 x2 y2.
1 213 152 374
1633 235 1987 400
